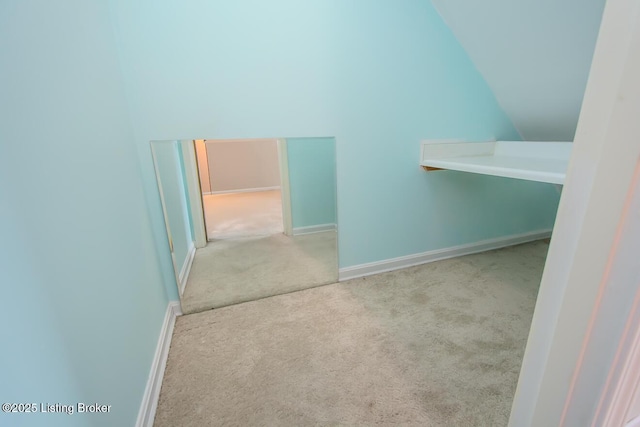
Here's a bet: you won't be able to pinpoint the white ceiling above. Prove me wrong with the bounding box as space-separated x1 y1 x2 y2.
431 0 607 141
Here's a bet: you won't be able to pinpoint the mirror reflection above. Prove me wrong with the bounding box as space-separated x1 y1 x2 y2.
151 138 338 314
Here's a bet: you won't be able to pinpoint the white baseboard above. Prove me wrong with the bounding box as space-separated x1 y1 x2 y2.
338 229 552 281
136 301 181 427
178 244 196 296
293 223 337 236
208 186 281 195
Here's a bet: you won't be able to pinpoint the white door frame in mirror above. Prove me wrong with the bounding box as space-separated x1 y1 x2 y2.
180 140 207 248
277 138 293 237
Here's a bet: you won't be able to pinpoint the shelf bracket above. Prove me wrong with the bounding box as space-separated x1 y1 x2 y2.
422 166 444 172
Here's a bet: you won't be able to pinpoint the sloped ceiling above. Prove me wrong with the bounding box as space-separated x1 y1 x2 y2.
432 0 606 141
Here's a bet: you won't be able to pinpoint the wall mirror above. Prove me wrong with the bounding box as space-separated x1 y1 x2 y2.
150 137 338 314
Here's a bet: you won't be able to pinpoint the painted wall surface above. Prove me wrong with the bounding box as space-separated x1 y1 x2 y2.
1 208 83 426
195 139 212 194
153 141 193 272
110 0 561 270
0 1 169 426
206 139 280 192
432 0 606 141
287 138 337 229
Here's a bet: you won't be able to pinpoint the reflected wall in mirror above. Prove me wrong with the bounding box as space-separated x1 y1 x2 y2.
151 137 338 314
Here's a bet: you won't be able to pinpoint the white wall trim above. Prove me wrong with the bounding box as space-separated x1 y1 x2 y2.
277 139 293 237
509 2 640 425
178 244 196 296
135 301 181 427
293 223 336 236
208 186 280 195
597 279 640 427
338 229 551 281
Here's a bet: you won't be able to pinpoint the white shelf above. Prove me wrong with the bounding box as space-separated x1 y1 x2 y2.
420 140 572 184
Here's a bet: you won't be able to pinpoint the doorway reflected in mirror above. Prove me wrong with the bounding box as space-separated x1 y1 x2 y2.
150 137 338 314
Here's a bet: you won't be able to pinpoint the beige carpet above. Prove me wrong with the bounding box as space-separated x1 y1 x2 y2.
157 241 548 426
204 190 283 240
181 231 338 314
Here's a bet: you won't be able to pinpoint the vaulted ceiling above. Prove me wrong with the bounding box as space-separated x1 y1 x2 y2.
432 0 607 141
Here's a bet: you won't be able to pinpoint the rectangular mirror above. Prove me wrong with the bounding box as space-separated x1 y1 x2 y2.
151 137 338 314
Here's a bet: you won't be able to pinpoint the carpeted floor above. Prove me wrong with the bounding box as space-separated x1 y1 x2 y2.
156 240 548 426
204 190 283 240
181 231 338 314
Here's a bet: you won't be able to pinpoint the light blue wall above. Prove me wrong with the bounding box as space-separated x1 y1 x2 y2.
153 141 193 272
287 138 337 229
0 1 169 426
110 0 560 270
1 206 83 427
432 0 606 141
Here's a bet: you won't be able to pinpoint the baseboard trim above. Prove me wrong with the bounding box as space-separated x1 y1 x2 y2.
178 244 196 296
135 301 181 427
208 186 280 195
293 223 337 236
338 229 552 281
